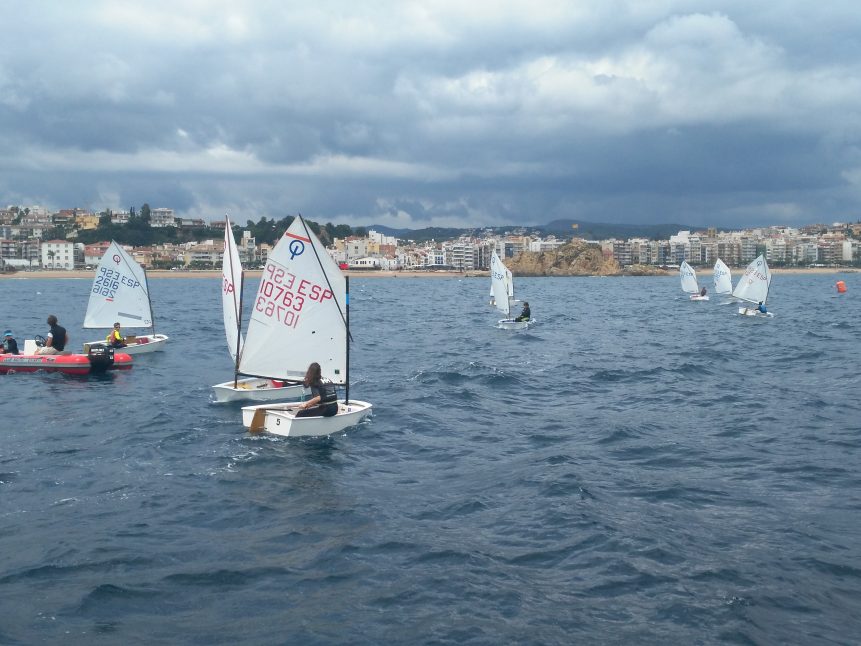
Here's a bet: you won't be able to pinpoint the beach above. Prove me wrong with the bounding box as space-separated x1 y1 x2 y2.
0 267 855 280
0 269 481 280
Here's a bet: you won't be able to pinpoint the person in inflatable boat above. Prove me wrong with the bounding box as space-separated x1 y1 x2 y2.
35 315 68 355
1 330 19 355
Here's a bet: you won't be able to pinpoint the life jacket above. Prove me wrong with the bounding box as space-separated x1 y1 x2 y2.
106 329 123 344
320 382 338 404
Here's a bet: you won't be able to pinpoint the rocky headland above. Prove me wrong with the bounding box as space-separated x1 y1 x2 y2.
505 240 669 276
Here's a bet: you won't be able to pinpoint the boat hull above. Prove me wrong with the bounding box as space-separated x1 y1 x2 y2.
241 400 373 437
83 334 169 355
211 377 305 403
689 295 710 301
0 352 133 375
738 307 774 318
497 318 530 330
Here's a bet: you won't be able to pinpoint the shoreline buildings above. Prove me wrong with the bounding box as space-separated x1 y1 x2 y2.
1 205 859 271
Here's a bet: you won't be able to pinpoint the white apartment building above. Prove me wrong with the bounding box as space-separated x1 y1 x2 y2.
41 240 81 269
184 241 222 266
446 240 476 271
368 230 398 246
740 237 759 263
150 208 176 227
765 238 787 264
342 238 370 262
111 210 131 225
240 231 257 264
528 238 567 252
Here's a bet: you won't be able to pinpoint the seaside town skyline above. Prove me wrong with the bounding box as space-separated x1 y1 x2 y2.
2 203 860 272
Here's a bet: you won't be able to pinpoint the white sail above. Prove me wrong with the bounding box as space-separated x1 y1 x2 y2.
490 252 511 317
680 261 699 294
222 217 244 363
239 217 347 383
84 241 153 329
732 254 771 304
713 258 732 294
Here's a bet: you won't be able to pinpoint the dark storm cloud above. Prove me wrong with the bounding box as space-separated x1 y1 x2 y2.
1 1 860 228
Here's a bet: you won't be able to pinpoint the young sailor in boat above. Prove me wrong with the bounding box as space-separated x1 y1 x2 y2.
295 362 339 418
514 301 531 322
1 330 19 355
35 315 69 355
700 286 707 297
757 301 767 314
106 322 127 348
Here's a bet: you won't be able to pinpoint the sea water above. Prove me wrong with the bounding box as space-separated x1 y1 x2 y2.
1 274 859 644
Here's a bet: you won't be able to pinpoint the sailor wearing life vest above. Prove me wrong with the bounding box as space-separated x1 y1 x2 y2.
295 362 339 418
106 322 127 347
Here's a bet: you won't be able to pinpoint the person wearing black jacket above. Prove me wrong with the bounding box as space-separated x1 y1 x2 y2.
2 330 19 354
295 362 339 418
514 301 531 322
35 314 68 355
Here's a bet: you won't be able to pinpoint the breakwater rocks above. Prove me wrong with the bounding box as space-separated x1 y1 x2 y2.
505 241 669 276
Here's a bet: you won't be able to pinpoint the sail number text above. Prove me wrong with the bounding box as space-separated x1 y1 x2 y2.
92 266 140 298
255 265 334 327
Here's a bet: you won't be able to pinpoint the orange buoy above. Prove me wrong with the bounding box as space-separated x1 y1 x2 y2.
836 280 847 294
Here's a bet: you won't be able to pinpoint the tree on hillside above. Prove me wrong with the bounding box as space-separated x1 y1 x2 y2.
140 203 151 224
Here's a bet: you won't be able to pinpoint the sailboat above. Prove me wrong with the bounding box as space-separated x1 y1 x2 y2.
211 217 306 403
491 252 529 329
240 215 372 437
680 260 709 300
713 258 733 296
733 254 773 317
82 241 169 354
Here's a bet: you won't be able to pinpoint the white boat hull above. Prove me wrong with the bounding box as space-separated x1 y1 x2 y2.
689 295 710 301
83 334 169 355
497 318 530 330
211 377 305 403
241 400 373 437
738 306 774 318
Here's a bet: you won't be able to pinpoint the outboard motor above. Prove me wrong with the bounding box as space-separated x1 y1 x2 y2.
87 344 115 372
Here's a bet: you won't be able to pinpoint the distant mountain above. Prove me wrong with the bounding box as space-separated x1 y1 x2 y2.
367 219 704 242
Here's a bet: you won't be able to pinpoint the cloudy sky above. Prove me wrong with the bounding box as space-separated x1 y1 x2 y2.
1 1 860 229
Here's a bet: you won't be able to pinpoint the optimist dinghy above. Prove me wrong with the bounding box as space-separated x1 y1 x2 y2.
211 216 306 403
82 241 168 354
240 215 372 437
681 261 709 301
733 254 774 317
491 252 530 329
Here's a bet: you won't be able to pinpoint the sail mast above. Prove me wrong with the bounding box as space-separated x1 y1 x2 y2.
143 266 156 336
345 275 350 404
233 268 244 388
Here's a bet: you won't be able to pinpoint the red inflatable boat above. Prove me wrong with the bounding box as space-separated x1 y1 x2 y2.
0 345 133 375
